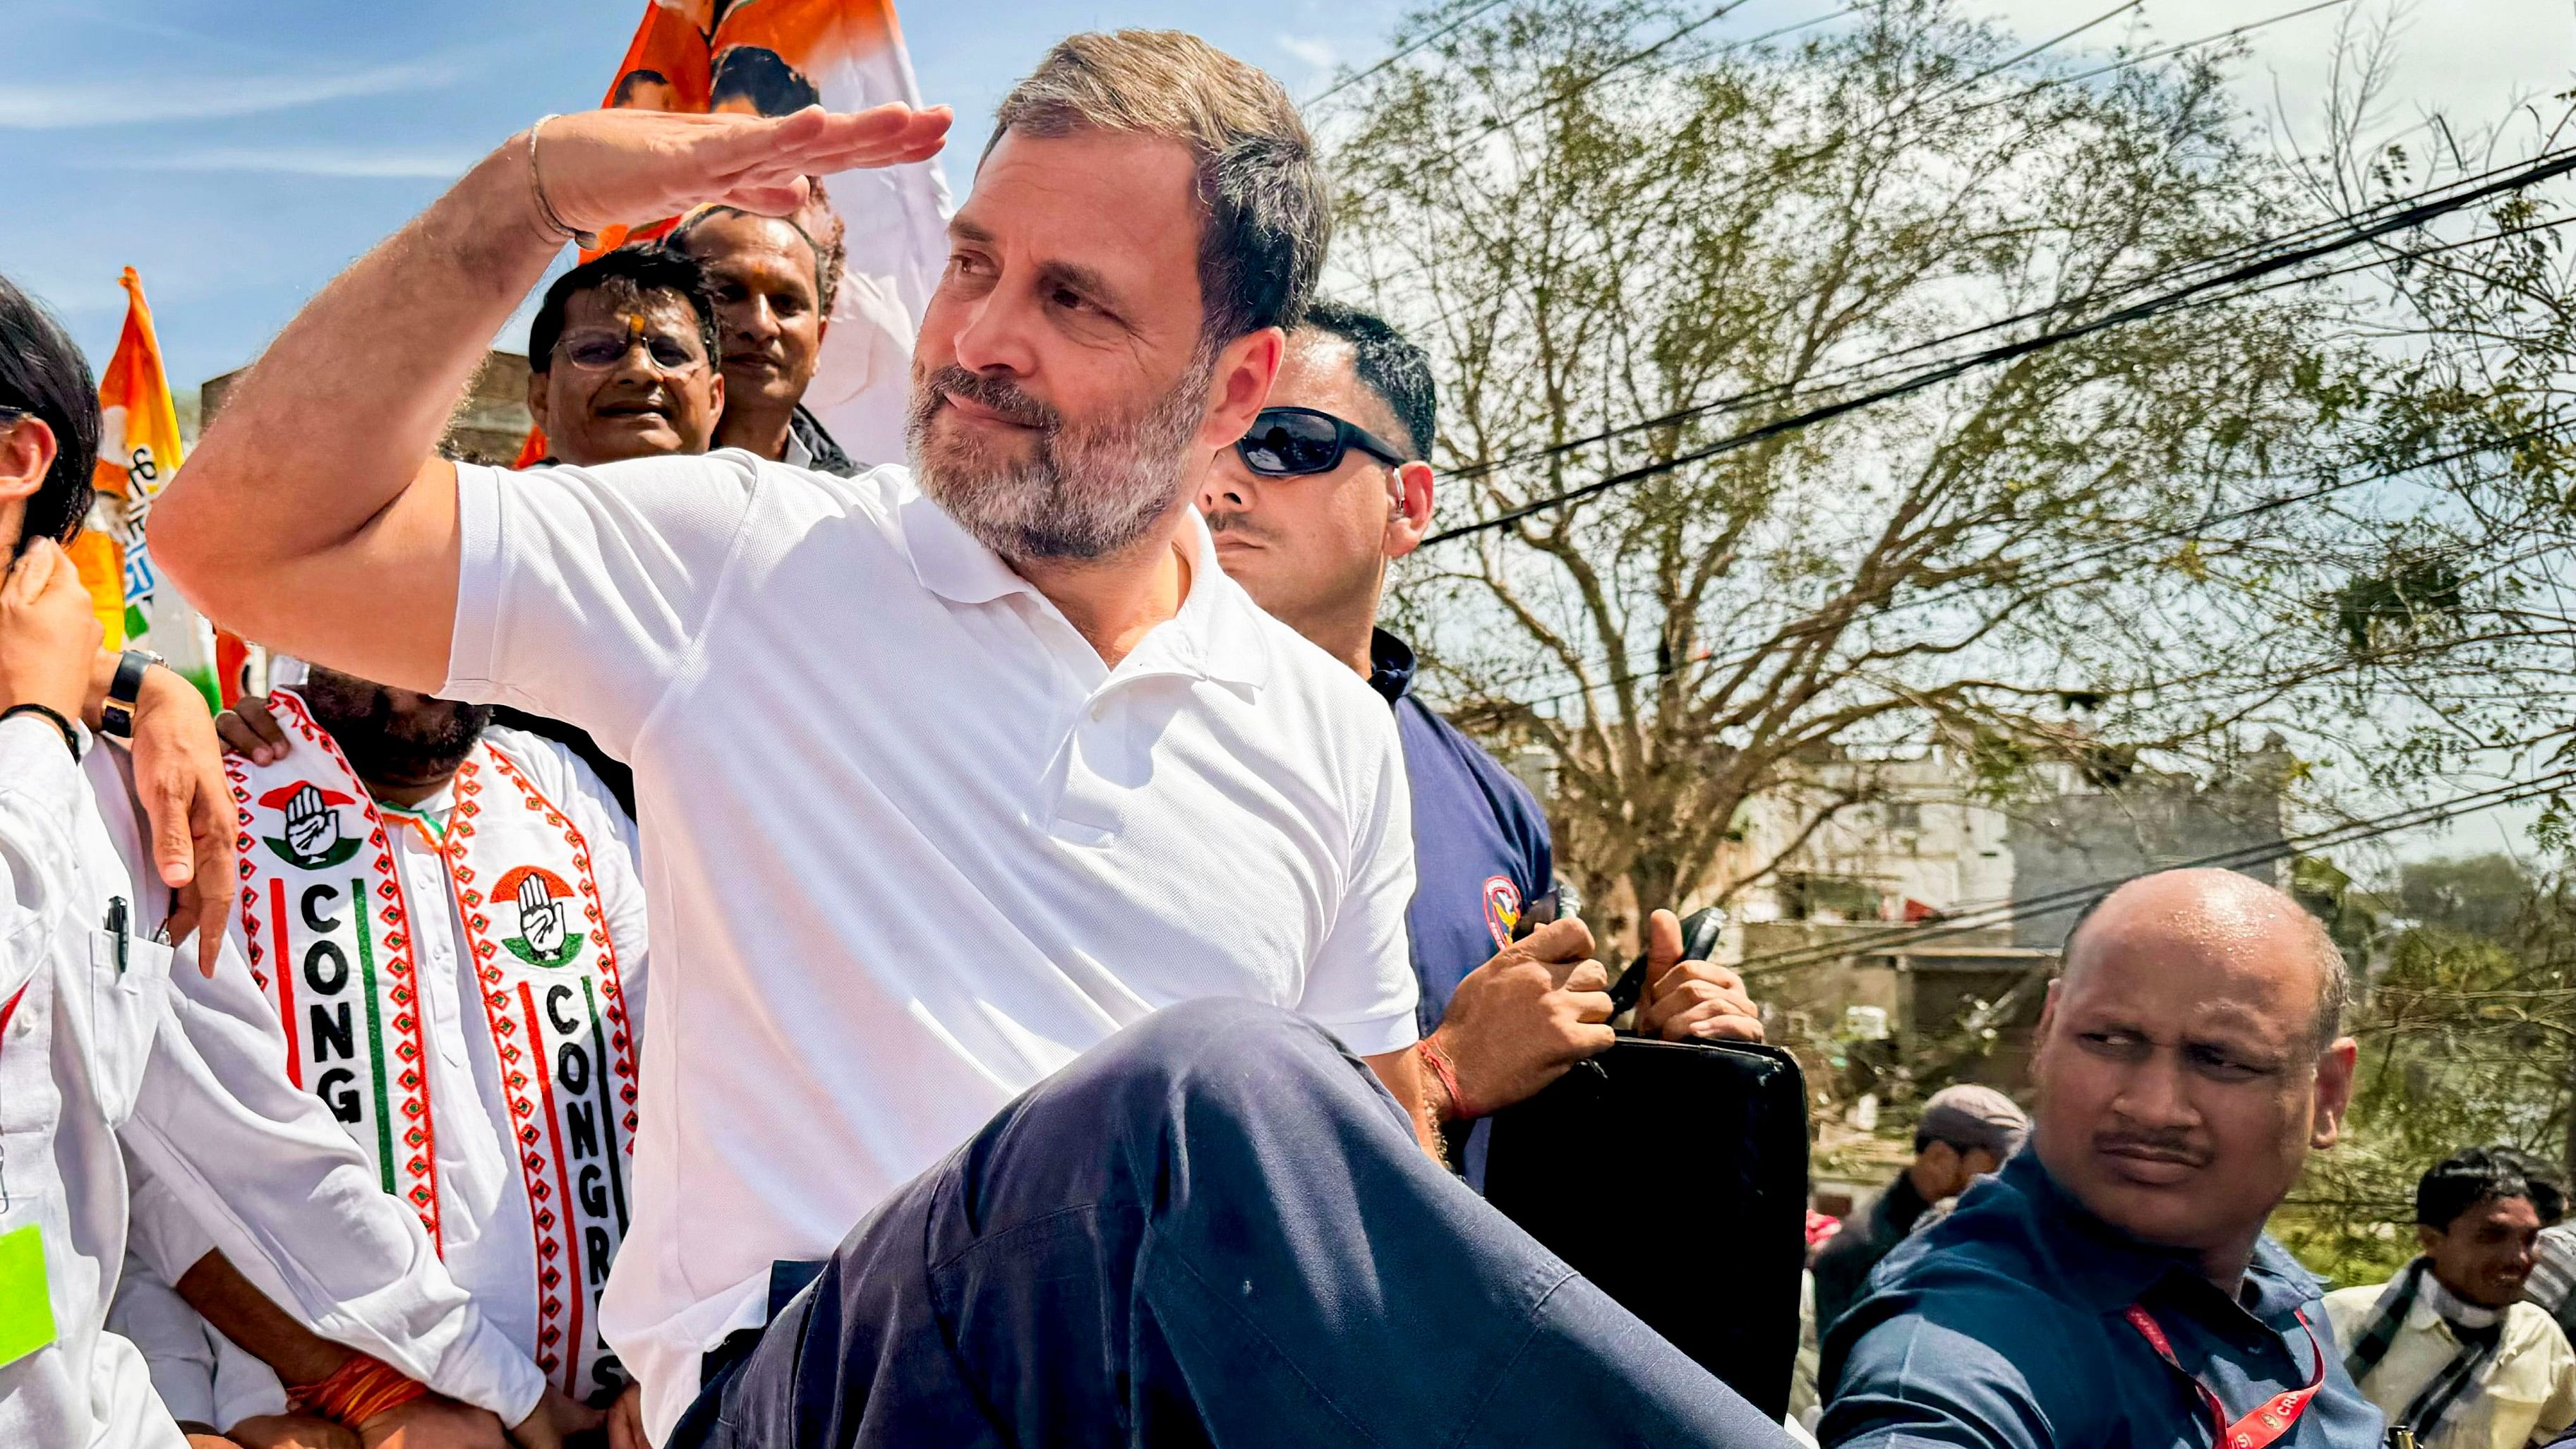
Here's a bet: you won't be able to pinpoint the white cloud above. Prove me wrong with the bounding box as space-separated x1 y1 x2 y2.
1277 34 1343 70
114 146 477 179
0 55 465 130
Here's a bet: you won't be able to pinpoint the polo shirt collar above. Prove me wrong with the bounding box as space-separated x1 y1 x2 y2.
893 474 1271 693
1368 628 1417 704
2001 1153 2322 1321
897 476 1038 606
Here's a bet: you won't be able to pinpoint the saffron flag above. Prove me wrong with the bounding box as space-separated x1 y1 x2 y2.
76 268 226 706
590 0 952 467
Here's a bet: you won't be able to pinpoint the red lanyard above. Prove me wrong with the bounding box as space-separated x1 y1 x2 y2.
2123 1303 2326 1449
0 982 24 1062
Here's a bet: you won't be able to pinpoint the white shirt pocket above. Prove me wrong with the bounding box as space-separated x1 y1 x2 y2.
80 927 171 1129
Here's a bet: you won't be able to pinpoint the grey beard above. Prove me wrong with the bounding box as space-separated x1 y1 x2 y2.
907 352 1215 564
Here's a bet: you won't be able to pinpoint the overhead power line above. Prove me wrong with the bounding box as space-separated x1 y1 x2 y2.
1446 134 2569 490
1420 0 1768 173
1423 145 2576 546
1731 766 2576 977
1440 421 2570 726
1306 0 1518 107
1438 206 2576 711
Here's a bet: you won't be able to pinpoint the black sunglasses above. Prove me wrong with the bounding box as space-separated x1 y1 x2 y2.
1234 407 1411 477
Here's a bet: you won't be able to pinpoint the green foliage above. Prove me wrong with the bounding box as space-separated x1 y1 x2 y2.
2277 853 2576 1287
1335 0 2371 924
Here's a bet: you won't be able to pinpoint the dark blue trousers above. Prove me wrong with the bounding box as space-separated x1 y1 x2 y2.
673 999 1790 1448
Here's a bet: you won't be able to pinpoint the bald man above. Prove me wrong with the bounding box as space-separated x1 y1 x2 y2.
1819 868 2386 1448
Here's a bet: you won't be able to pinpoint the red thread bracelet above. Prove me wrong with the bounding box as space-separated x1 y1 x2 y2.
288 1353 431 1427
1416 1035 1481 1121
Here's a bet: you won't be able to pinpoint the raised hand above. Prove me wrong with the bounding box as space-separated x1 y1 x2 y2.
524 104 952 245
122 659 238 975
1635 908 1765 1042
284 783 341 864
515 872 565 958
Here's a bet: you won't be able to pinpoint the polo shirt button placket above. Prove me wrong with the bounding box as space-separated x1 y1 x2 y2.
1047 687 1128 845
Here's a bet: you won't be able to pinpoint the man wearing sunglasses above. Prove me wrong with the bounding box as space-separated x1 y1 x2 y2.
1201 302 1766 1158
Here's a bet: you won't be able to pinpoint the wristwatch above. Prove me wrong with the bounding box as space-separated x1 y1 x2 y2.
99 649 163 740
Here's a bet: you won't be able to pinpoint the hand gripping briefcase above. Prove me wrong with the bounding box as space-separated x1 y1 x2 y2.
1476 910 1810 1421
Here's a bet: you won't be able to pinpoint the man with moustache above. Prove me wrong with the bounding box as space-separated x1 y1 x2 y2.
1 274 586 1449
523 246 725 469
1198 301 1764 1163
1819 868 2383 1448
666 204 860 474
116 665 648 1448
150 33 1790 1446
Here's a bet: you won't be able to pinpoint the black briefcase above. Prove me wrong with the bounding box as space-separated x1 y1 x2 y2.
1477 917 1809 1421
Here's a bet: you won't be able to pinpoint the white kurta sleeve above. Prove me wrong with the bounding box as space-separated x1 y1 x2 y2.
106 1233 291 1435
83 743 547 1424
115 925 548 1424
107 1246 219 1429
0 716 86 1000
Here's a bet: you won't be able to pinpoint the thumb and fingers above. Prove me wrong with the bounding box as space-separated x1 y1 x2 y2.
1659 996 1767 1042
217 697 291 763
1646 908 1685 978
543 104 951 234
5 535 69 600
1519 916 1598 990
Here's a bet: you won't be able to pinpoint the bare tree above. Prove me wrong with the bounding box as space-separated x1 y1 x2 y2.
1328 0 2374 937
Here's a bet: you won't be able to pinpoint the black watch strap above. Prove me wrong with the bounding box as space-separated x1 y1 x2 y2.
101 649 157 740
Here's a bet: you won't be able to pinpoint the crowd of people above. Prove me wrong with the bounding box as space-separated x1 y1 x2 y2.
0 24 2569 1449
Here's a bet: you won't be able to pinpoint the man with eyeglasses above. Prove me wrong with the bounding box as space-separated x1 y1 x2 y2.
1198 301 1764 1167
524 246 726 470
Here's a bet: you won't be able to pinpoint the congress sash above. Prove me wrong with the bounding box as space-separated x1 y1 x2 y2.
227 690 642 1397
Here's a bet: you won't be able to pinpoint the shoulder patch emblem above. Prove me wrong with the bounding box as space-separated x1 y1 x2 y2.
1483 874 1523 950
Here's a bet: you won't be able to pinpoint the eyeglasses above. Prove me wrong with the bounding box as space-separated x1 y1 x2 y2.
554 329 709 374
1234 407 1412 477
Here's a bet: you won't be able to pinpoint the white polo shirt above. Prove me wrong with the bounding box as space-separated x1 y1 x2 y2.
442 452 1419 1442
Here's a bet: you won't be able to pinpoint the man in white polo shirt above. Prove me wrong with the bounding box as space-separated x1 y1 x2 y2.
153 30 1789 1449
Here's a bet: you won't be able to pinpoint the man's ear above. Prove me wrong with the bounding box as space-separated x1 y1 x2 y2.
1383 461 1436 560
0 414 59 506
522 369 553 437
2416 1222 2443 1256
1196 326 1285 455
2311 1035 2359 1150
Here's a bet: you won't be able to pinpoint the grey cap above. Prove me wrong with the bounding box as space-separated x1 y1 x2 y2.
1918 1084 2029 1160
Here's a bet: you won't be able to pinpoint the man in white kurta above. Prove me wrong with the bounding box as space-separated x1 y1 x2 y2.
0 582 186 1449
107 671 649 1435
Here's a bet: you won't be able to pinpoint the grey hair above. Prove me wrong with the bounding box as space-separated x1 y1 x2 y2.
987 30 1330 344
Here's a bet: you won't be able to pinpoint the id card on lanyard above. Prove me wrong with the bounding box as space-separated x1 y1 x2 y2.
2124 1303 2327 1449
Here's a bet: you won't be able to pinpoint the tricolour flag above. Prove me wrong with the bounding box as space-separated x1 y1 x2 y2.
76 267 225 705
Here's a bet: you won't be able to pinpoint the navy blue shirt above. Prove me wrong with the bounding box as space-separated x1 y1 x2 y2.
1820 1152 2383 1448
1368 630 1554 1034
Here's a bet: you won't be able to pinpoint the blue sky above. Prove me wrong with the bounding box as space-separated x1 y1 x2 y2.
8 0 2559 395
6 0 2566 862
2 0 1410 393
